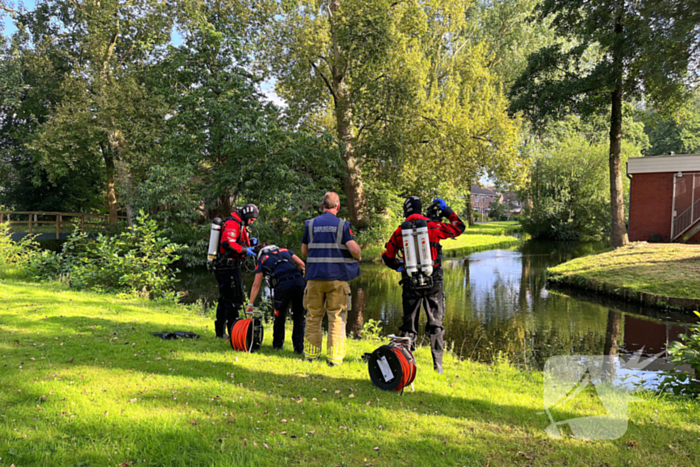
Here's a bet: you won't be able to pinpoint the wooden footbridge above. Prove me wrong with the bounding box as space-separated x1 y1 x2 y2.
1 211 128 240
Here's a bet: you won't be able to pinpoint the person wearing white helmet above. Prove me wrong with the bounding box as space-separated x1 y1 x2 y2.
246 244 306 354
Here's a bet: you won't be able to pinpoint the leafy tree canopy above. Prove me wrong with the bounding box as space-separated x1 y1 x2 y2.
638 91 700 157
520 110 647 241
510 0 699 247
511 0 698 125
260 0 525 222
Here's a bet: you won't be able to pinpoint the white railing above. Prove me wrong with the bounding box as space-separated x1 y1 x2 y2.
671 173 700 240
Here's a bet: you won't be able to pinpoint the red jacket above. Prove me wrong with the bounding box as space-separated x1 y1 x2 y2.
219 212 250 258
382 211 465 269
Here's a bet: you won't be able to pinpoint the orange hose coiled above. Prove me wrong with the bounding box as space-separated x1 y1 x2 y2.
391 348 416 392
231 319 252 352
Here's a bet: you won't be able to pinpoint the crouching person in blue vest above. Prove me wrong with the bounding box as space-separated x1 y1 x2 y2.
246 244 307 354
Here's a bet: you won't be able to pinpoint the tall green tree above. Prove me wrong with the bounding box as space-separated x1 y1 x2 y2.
520 113 647 240
0 25 106 213
510 0 699 247
259 0 396 226
261 0 522 225
156 1 342 211
26 0 173 225
132 2 342 265
466 0 556 90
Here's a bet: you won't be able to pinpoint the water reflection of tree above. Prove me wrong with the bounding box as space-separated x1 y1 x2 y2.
349 266 404 337
602 310 622 379
459 244 613 368
518 247 549 311
340 242 649 370
360 245 616 368
346 287 367 339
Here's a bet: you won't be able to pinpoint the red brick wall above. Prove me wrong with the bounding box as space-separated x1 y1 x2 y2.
629 173 673 242
689 230 700 244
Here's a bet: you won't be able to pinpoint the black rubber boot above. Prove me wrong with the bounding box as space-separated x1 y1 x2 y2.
433 352 444 374
429 327 445 374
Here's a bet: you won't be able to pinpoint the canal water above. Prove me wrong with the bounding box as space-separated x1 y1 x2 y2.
178 240 698 372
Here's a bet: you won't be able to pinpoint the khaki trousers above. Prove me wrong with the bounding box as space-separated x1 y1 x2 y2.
303 280 350 364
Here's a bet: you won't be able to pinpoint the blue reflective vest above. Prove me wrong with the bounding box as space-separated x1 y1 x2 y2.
302 212 360 282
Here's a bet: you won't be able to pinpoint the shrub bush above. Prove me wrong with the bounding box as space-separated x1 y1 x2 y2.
0 222 28 265
660 311 700 397
360 319 384 341
518 113 646 241
0 223 56 279
6 212 183 298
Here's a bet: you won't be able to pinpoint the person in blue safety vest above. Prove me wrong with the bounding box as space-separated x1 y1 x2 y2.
301 192 362 366
245 244 307 354
214 204 259 339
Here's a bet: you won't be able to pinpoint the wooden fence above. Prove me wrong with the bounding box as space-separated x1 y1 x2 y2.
0 211 128 239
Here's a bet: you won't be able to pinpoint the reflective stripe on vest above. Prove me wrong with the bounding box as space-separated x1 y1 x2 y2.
307 257 357 264
308 243 349 250
307 218 350 262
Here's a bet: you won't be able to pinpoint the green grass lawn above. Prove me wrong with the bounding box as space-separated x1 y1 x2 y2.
463 221 522 236
548 243 700 306
1 273 699 466
441 234 519 257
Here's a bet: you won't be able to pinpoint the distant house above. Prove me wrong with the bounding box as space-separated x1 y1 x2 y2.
627 154 700 243
471 185 499 216
501 191 523 216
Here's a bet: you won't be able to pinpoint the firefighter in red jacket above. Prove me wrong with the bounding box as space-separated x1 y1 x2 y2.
382 196 465 373
215 204 259 338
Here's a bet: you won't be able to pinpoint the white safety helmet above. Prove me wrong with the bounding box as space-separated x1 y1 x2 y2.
257 244 279 262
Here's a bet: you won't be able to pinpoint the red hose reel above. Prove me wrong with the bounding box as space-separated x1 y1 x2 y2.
367 335 417 393
229 310 264 353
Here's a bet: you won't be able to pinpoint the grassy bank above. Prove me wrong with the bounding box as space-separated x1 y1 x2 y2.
463 221 522 236
2 274 699 466
362 221 521 262
442 234 519 257
548 243 700 310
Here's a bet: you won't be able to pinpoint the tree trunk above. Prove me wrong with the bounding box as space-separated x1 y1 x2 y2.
104 152 119 226
100 27 120 228
115 159 134 228
347 287 366 339
609 8 629 248
465 185 475 226
220 192 232 218
329 0 367 227
337 98 367 227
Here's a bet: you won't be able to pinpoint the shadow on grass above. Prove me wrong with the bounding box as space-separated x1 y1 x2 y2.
3 346 699 467
2 284 700 466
